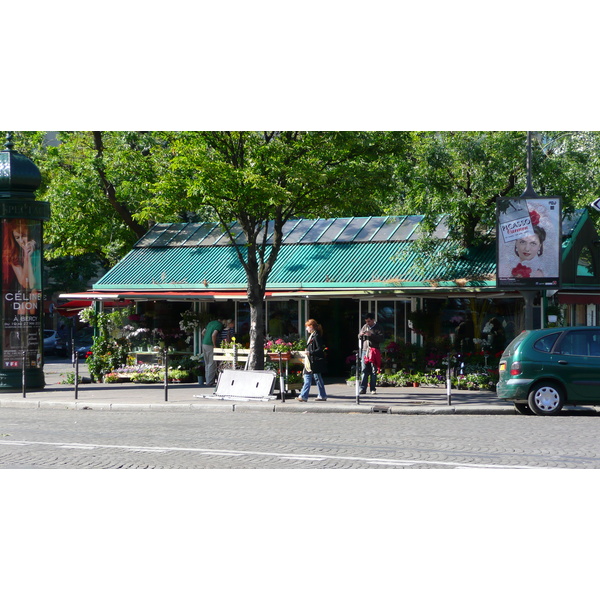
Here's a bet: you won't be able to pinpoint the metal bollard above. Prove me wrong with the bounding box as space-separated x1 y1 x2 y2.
163 348 169 402
278 351 285 403
355 346 361 405
446 361 452 406
74 353 79 400
22 350 26 398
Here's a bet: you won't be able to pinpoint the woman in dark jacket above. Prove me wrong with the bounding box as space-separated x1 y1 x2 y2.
297 318 328 402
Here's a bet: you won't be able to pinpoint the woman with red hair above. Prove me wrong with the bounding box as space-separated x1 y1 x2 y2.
296 318 328 402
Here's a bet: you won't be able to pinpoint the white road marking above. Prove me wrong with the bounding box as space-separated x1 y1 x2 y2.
0 439 536 468
278 456 327 461
198 452 245 457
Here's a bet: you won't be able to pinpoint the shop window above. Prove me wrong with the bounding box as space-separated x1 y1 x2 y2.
236 302 251 345
376 301 396 342
266 300 299 338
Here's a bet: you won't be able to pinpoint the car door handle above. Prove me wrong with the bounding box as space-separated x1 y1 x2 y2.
557 360 568 365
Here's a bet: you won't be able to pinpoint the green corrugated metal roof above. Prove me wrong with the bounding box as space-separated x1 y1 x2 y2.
94 235 496 292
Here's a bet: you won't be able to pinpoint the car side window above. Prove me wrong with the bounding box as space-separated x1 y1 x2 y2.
557 331 600 357
533 333 560 353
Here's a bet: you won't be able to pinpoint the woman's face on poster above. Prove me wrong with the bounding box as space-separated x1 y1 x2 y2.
514 234 540 262
13 227 34 253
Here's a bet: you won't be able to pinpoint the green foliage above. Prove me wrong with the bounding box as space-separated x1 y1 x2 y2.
59 372 84 385
80 307 133 382
390 131 600 248
27 131 174 267
44 254 103 295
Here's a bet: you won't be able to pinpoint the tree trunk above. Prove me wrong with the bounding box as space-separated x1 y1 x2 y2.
247 280 266 370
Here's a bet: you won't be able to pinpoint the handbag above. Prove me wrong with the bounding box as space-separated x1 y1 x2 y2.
303 332 315 372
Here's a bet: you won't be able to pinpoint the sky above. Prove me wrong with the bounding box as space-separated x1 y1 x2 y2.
6 3 598 131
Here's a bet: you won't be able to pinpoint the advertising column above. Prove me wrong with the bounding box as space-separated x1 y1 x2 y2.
0 133 49 390
2 218 42 370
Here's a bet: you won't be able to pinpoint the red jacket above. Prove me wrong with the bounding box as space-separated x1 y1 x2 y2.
364 347 382 372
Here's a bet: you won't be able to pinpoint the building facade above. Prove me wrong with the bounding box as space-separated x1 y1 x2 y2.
60 212 600 376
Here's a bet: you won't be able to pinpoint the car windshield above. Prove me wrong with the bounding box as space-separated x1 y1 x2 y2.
501 331 527 357
44 331 55 339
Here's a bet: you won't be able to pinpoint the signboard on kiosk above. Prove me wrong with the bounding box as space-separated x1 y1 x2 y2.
496 197 561 289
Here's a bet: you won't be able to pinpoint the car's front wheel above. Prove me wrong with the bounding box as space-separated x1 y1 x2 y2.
527 382 564 416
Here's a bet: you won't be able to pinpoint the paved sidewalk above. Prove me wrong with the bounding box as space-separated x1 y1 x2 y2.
0 360 518 414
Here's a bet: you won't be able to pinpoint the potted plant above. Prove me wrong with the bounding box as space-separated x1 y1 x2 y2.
546 304 563 326
264 338 293 360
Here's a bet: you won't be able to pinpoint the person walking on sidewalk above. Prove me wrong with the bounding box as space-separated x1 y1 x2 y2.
297 319 328 402
358 312 384 395
202 318 224 386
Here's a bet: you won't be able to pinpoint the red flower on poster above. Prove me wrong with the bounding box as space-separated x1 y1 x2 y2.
511 262 532 278
529 210 540 226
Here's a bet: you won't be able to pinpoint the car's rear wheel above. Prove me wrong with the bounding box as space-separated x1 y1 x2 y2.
514 403 534 415
527 382 564 416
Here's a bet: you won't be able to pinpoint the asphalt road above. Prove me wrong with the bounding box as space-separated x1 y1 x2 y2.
2 408 600 468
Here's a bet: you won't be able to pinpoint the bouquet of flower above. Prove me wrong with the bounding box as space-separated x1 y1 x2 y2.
125 327 151 343
179 310 205 332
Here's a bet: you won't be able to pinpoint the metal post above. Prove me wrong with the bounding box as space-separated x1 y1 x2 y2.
446 351 452 406
74 353 79 400
520 131 540 199
355 343 361 405
163 348 169 402
522 290 536 330
278 351 285 402
233 342 238 370
70 326 75 366
22 351 26 398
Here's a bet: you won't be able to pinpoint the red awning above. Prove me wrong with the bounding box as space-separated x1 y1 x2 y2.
557 293 600 305
55 300 132 316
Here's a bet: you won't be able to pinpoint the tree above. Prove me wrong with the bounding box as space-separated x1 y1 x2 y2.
32 131 174 268
387 131 527 247
158 131 409 369
388 131 600 248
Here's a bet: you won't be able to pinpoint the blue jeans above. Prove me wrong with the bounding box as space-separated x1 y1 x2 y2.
298 372 327 400
361 356 377 392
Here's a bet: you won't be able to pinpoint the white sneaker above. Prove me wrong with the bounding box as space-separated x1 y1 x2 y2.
370 390 377 395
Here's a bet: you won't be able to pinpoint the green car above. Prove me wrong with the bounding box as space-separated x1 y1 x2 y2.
497 326 600 416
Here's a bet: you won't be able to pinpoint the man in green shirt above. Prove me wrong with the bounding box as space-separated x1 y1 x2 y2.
203 319 224 386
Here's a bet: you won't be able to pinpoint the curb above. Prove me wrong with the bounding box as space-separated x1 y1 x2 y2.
275 403 373 413
0 398 514 415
